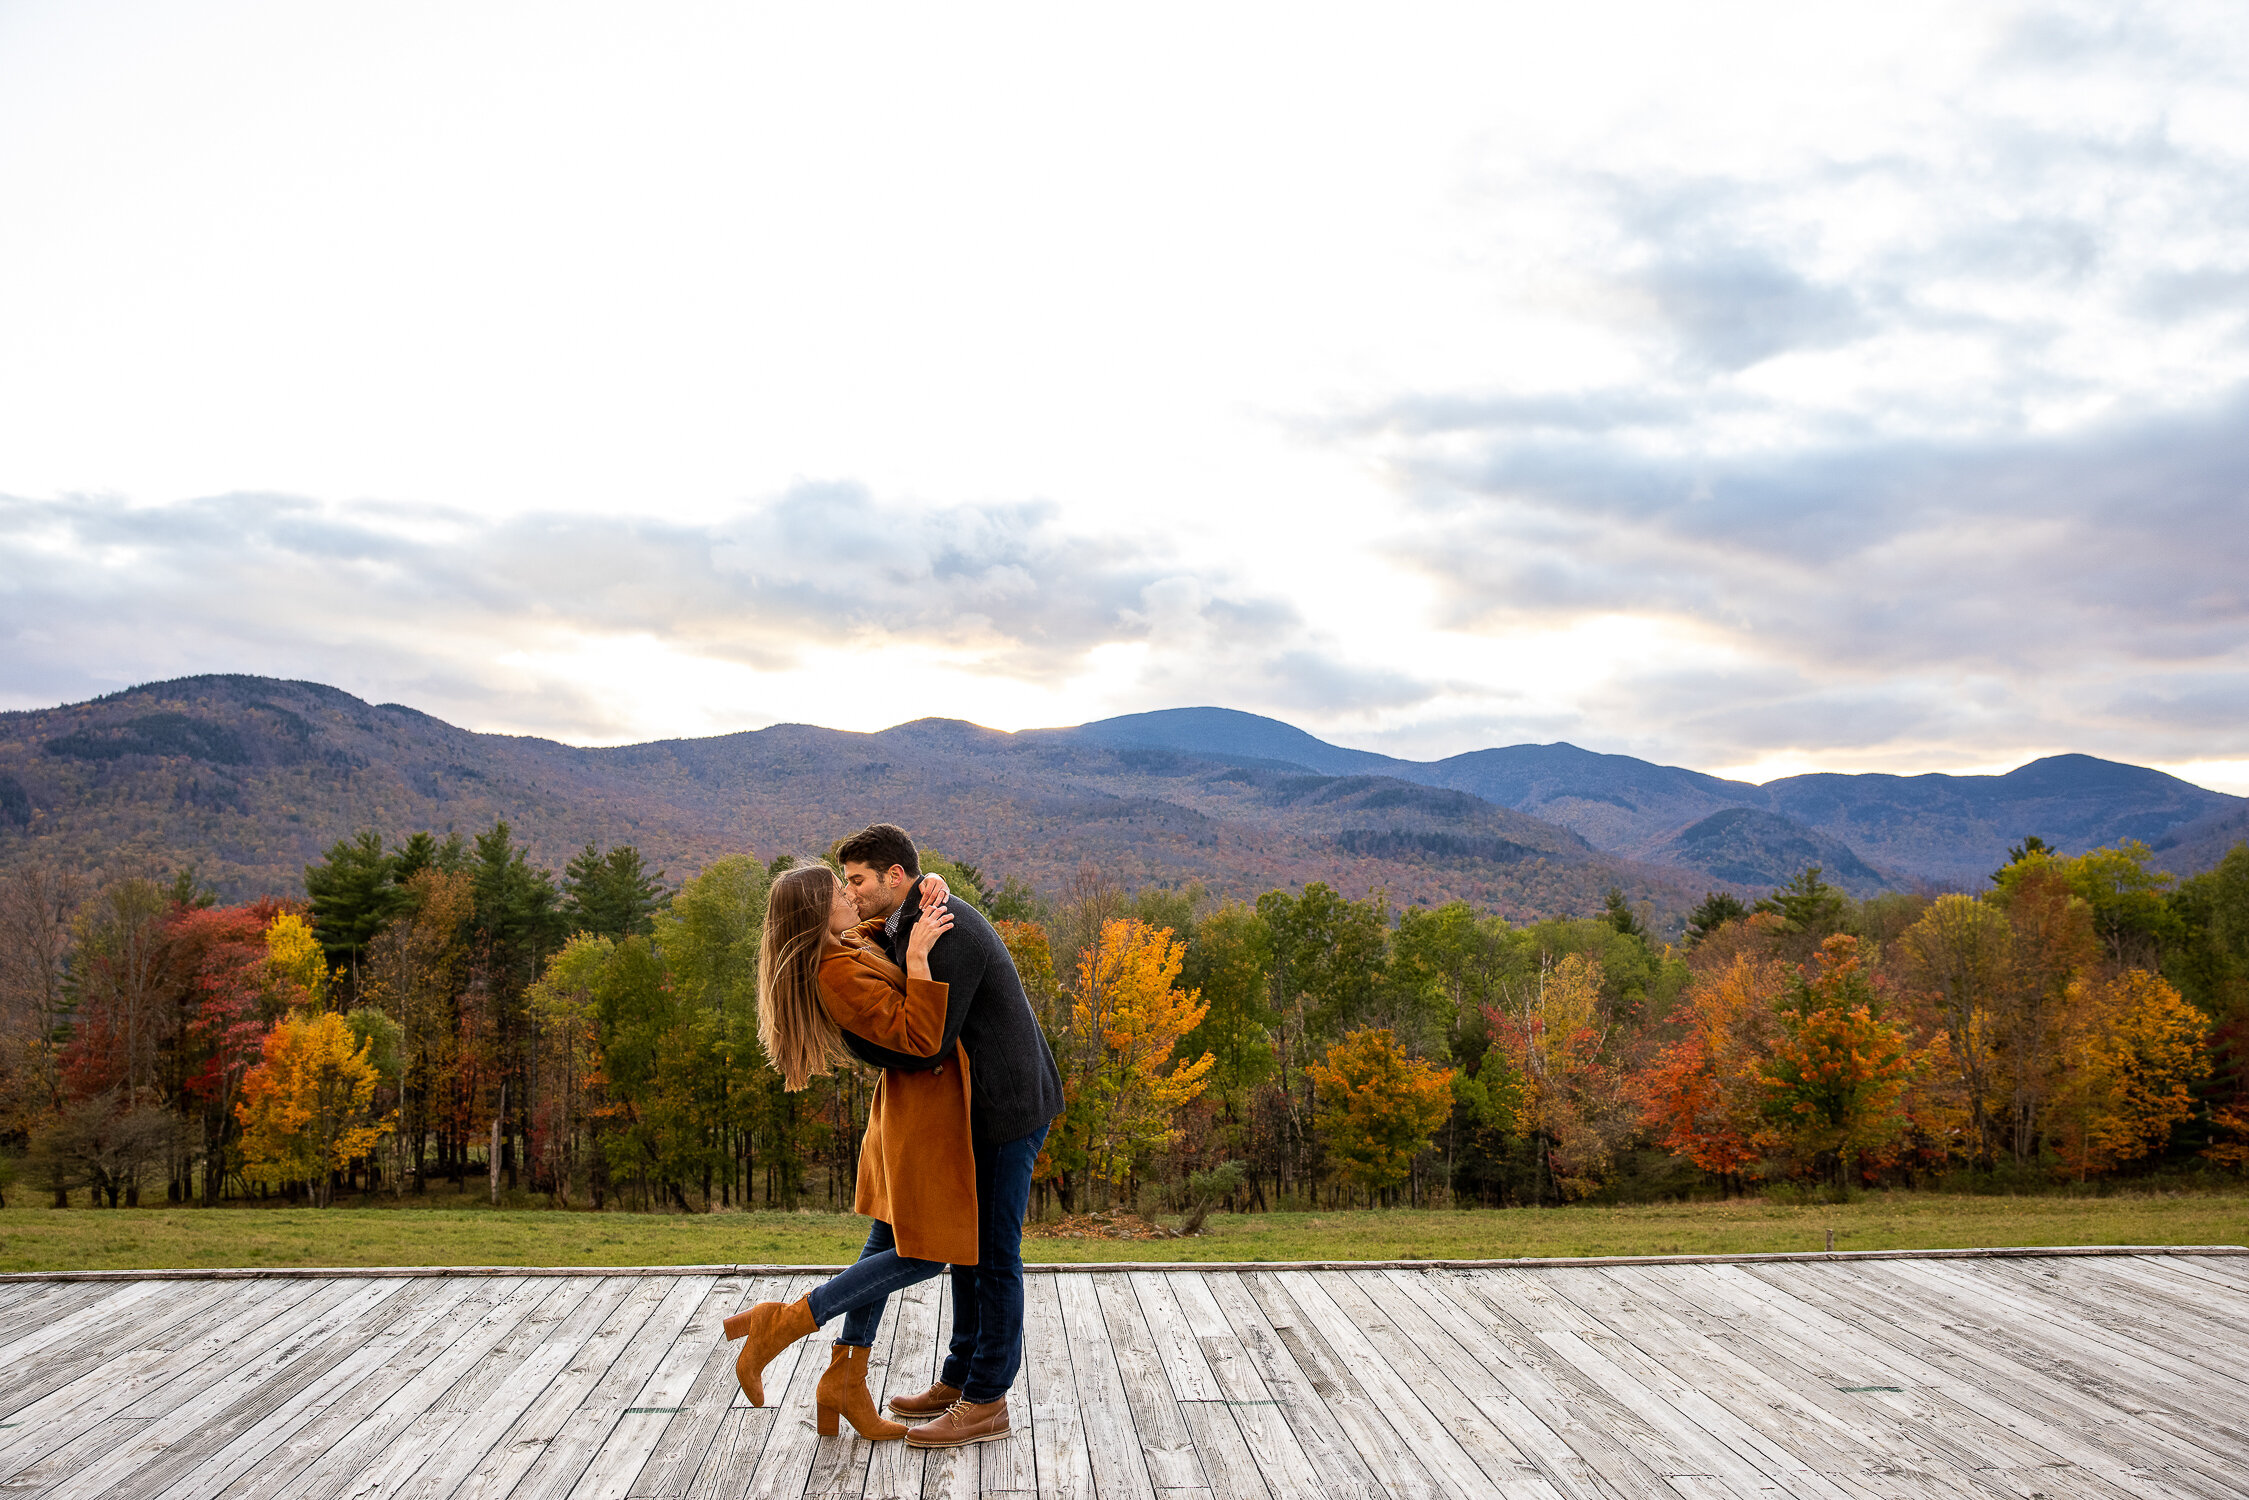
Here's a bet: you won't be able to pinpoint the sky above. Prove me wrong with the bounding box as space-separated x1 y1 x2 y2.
3 1 2246 790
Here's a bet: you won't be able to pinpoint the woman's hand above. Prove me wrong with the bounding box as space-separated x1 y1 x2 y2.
917 873 950 911
905 903 955 980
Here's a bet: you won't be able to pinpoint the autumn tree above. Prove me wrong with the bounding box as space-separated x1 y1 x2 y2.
264 910 329 1009
1257 883 1388 1197
1051 919 1214 1206
2055 841 2179 970
170 899 289 1203
527 933 608 1205
361 868 473 1192
1305 1027 1453 1204
1756 936 1927 1184
1488 952 1630 1202
1899 894 2013 1167
2048 969 2205 1180
67 877 177 1111
1635 952 1791 1191
0 863 86 1155
41 877 182 1206
1989 860 2100 1165
235 1010 392 1206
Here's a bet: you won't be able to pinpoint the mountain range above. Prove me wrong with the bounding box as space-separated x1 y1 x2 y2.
0 677 2239 930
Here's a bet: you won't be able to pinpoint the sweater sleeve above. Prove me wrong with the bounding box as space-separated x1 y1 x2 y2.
917 902 989 1062
818 953 951 1056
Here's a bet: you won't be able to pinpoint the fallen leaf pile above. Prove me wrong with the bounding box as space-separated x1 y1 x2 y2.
1023 1208 1184 1240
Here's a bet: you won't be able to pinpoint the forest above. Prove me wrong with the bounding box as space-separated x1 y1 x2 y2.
2 820 2245 1218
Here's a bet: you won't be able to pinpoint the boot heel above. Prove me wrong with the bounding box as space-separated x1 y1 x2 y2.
816 1404 840 1436
722 1312 754 1340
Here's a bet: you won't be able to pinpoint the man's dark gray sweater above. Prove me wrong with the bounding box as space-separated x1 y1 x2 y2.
840 889 1064 1145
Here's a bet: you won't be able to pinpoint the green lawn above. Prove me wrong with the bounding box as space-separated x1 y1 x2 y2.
1 1191 2242 1272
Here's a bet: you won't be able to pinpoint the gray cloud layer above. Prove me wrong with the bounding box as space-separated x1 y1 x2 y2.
0 485 1411 739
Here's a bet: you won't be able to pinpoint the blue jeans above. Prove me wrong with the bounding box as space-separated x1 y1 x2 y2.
940 1122 1048 1403
805 1219 948 1347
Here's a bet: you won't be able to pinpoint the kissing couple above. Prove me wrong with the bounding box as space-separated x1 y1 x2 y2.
721 823 1065 1449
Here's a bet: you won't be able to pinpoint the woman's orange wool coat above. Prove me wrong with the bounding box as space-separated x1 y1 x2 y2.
816 923 979 1266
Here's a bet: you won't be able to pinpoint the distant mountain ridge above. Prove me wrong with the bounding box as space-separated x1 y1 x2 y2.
0 679 2237 918
1045 706 2243 889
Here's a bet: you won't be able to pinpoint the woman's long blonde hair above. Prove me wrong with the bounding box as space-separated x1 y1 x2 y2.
758 864 857 1091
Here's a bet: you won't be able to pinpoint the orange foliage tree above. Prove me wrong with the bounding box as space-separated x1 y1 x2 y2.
1305 1026 1453 1204
235 1010 391 1205
1756 936 1930 1184
1634 952 1791 1191
2206 1102 2249 1175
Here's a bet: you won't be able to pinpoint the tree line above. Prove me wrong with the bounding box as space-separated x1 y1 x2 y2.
1 821 2244 1213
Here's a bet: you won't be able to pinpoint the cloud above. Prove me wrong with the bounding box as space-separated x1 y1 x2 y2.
0 484 1433 740
1367 387 2249 766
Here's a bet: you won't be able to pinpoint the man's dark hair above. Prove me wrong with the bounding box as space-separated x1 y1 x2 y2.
834 823 919 879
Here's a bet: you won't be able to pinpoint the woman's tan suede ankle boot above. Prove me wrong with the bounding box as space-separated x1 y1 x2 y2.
722 1296 816 1406
816 1342 907 1439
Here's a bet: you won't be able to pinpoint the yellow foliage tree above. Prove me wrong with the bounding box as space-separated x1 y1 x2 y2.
235 1010 391 1205
1068 919 1215 1195
263 910 329 1011
1899 893 2012 1167
1305 1027 1453 1203
2049 969 2206 1180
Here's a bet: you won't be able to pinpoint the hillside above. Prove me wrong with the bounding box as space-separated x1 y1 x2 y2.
4 679 2236 922
0 677 1700 924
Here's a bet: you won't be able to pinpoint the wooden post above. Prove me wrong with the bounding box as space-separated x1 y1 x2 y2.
489 1079 508 1207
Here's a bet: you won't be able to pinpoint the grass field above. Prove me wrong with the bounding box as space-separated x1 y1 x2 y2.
1 1191 2243 1272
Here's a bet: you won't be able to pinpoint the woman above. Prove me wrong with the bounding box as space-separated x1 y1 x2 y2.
721 863 976 1440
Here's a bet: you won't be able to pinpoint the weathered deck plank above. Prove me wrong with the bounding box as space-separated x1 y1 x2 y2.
1123 1272 1267 1500
1826 1258 2249 1482
1738 1262 2236 1500
0 1250 2238 1498
1089 1273 1203 1496
36 1275 437 1500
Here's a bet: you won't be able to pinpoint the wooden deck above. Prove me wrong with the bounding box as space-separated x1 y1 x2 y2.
0 1247 2244 1498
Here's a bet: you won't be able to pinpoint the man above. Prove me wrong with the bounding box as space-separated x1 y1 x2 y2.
834 823 1064 1449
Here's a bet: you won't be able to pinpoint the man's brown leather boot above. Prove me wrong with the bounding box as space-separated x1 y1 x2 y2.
885 1380 961 1420
904 1396 1010 1448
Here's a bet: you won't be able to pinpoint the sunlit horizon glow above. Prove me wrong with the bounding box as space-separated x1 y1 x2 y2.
3 2 2245 794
